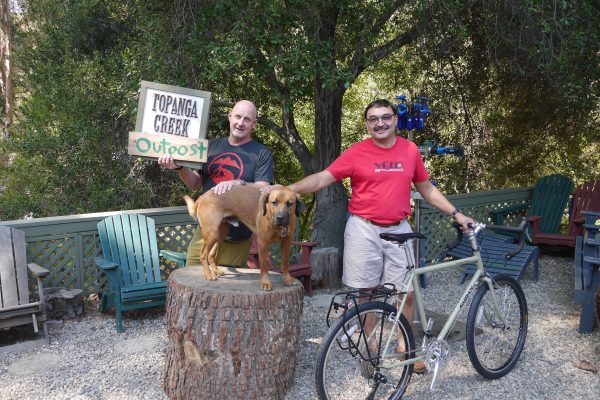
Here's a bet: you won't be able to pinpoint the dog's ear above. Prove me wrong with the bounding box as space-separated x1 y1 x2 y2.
295 196 305 217
262 193 270 216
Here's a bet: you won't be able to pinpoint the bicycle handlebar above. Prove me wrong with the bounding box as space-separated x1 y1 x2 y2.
477 218 529 235
448 217 530 260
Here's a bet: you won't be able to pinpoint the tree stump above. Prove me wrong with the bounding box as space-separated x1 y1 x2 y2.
163 267 304 400
310 247 341 289
44 287 84 320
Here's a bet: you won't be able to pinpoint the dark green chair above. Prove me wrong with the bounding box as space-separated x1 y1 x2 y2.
447 232 539 283
533 179 600 248
490 174 574 237
95 213 185 332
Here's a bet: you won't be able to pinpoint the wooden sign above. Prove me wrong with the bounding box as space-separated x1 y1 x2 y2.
130 81 212 166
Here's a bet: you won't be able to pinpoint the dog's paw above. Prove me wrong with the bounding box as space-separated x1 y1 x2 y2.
261 280 273 291
210 265 225 277
283 274 296 286
205 272 218 281
202 266 217 281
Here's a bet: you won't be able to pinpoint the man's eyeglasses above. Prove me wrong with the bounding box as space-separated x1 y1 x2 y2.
366 114 395 125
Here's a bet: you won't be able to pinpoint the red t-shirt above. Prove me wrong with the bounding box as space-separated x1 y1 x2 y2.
327 136 429 224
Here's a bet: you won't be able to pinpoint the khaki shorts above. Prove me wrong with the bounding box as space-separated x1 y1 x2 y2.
185 226 252 268
342 215 415 291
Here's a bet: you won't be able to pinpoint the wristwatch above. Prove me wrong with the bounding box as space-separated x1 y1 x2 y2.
451 208 462 217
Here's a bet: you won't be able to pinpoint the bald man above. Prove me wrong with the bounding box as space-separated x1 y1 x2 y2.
158 100 274 267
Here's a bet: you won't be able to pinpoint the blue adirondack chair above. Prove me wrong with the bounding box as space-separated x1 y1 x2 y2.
490 174 574 238
95 213 185 332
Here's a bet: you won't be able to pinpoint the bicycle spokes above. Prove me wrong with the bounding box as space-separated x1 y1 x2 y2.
466 276 528 379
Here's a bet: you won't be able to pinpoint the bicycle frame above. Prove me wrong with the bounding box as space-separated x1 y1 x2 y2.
377 234 504 370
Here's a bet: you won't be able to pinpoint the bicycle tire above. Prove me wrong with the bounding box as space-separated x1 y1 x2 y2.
465 275 528 379
315 301 415 400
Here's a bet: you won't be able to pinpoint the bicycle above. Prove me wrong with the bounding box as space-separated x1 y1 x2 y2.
314 219 530 399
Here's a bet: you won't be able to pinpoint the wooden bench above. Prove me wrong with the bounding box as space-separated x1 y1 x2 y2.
573 210 600 333
0 226 50 343
446 232 539 283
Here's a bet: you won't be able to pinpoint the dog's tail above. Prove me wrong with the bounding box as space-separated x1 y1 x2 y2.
183 195 198 221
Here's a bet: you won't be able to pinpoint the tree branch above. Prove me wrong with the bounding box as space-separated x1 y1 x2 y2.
347 0 417 81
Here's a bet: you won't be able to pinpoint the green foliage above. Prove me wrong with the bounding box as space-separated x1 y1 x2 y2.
365 0 600 193
1 0 599 228
0 0 183 219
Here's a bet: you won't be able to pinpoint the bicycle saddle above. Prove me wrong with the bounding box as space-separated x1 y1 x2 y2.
379 232 426 244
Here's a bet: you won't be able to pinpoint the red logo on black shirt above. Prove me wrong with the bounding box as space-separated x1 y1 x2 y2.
207 152 244 183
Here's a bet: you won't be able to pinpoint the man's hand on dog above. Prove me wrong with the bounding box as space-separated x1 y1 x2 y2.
212 180 245 195
259 184 283 194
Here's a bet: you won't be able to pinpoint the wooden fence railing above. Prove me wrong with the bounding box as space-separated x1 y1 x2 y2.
0 207 195 295
0 187 533 295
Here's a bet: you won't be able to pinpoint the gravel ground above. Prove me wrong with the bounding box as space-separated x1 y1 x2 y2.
1 253 599 399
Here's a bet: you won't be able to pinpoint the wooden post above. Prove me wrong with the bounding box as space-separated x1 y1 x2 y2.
596 286 600 327
310 247 341 289
163 267 303 400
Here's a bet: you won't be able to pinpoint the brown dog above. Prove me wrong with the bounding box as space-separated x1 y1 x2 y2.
183 184 301 290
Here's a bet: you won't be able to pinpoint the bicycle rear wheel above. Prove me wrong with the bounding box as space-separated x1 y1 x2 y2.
466 275 528 379
315 301 415 400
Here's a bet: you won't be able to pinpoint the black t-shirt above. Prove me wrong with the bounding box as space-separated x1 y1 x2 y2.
200 137 274 241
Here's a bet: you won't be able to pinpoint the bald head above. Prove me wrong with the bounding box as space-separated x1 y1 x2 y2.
228 100 257 145
232 100 257 120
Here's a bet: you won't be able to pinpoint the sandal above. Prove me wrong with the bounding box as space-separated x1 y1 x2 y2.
413 361 427 374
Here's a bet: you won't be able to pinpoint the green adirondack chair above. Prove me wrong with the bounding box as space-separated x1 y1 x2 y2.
95 213 186 332
533 179 600 248
490 174 574 237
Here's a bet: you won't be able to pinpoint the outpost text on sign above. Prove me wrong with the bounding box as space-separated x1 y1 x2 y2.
128 132 208 163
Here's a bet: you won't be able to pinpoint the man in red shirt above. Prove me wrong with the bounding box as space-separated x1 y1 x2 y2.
287 99 473 372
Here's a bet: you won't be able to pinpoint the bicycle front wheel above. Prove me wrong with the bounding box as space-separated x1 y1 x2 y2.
315 301 415 400
466 275 528 379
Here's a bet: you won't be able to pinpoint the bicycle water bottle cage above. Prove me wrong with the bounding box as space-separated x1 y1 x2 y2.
379 232 426 244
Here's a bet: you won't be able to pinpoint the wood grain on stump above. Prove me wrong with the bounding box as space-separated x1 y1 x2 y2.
163 267 304 400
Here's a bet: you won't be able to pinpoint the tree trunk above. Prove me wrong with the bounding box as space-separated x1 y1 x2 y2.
310 86 348 253
0 0 13 136
163 267 304 400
